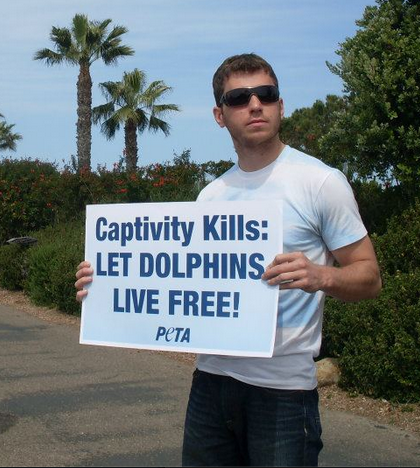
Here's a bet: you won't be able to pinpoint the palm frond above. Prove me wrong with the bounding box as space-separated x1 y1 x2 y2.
106 25 129 41
101 45 134 65
98 81 123 100
33 48 68 65
0 121 22 152
148 115 171 136
123 69 146 94
92 102 115 124
135 109 149 133
152 103 181 116
100 116 120 140
50 27 72 52
72 14 89 48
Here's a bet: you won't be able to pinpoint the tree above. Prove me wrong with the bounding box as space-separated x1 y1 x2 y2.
92 68 180 171
324 0 420 193
280 95 348 167
0 114 22 152
34 13 134 171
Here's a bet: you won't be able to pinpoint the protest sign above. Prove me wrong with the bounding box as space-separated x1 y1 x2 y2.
80 200 282 357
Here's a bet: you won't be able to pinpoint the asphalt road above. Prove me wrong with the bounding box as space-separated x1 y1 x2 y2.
1 303 419 467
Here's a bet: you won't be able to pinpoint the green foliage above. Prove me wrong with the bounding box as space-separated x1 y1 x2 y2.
34 13 134 170
25 220 84 315
322 199 420 402
373 198 420 274
93 68 180 171
0 244 28 290
280 95 348 168
323 270 420 403
145 149 208 202
0 115 22 152
0 158 61 244
325 0 420 193
351 181 411 235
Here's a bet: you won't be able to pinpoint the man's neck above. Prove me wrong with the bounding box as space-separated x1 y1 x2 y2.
235 139 286 172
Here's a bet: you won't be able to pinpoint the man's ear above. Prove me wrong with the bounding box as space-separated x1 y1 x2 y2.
213 106 225 128
279 98 285 119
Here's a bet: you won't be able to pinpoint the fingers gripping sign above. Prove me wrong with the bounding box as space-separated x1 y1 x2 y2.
75 261 94 302
261 252 326 293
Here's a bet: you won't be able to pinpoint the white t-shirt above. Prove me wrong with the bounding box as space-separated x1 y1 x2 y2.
196 145 367 390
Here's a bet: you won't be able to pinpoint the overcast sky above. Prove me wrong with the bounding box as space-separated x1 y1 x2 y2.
1 0 376 169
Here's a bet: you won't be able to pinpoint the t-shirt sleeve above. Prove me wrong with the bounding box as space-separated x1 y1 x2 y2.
315 170 367 252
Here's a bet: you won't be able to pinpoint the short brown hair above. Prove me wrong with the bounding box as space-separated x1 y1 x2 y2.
213 53 279 106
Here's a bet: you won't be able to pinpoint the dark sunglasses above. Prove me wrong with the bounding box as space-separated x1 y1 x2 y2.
219 85 280 107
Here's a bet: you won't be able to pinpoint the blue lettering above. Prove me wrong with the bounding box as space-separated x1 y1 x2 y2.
139 253 154 277
217 291 231 317
201 291 215 317
108 252 119 276
203 215 220 240
248 253 265 279
147 289 159 314
245 220 260 240
155 326 191 343
168 290 182 315
96 217 107 241
156 327 166 340
113 288 124 313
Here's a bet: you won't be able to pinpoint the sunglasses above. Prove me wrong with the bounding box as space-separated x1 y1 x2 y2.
219 85 280 107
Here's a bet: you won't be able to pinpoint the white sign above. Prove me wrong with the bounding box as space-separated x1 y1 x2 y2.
80 200 282 357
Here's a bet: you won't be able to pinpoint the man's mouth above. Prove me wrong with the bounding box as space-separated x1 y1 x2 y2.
247 119 267 126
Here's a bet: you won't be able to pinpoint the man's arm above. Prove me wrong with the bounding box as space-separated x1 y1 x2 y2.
261 236 382 302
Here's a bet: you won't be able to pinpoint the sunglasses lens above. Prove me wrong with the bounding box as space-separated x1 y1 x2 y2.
221 85 279 107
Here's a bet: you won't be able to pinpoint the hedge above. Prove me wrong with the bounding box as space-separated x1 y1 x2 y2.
322 199 420 402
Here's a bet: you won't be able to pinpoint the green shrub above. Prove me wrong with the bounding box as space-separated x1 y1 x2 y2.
146 150 206 202
0 244 28 290
321 199 420 402
372 198 420 274
351 181 411 236
0 158 61 244
323 270 420 403
25 220 84 315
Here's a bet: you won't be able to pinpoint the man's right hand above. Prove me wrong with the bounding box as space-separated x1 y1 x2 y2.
75 261 93 302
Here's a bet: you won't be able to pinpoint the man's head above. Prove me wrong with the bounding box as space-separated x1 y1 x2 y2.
212 54 284 161
213 53 279 107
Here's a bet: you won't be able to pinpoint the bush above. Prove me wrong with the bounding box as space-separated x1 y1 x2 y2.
25 220 84 315
0 158 61 244
322 270 420 403
372 198 420 274
0 244 28 290
322 199 420 402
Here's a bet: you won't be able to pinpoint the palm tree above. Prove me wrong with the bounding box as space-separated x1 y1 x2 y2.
92 68 180 171
0 114 22 152
34 14 134 170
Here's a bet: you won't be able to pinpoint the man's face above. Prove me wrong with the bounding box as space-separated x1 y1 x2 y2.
213 70 284 150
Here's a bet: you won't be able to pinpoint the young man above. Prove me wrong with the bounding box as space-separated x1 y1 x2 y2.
76 54 381 467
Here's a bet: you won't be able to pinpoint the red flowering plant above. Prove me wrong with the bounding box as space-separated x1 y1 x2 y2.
0 158 61 244
144 149 206 202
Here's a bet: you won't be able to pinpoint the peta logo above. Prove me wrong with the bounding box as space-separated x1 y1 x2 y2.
155 326 190 343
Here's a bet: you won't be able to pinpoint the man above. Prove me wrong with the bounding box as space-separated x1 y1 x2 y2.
76 53 381 466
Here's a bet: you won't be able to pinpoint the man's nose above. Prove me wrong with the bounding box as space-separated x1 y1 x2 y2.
248 93 263 110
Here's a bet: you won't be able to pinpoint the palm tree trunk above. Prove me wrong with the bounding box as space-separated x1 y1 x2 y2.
125 119 138 172
77 61 92 171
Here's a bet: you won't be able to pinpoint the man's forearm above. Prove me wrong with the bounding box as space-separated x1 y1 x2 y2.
319 260 382 302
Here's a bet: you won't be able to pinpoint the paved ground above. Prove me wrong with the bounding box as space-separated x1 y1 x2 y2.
1 303 420 467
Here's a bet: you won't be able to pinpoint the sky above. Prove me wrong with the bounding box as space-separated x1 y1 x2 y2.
0 0 377 170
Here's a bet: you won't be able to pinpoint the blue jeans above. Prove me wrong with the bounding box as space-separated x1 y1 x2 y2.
182 369 323 466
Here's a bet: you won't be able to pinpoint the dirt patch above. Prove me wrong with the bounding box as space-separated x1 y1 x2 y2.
1 288 419 437
0 413 18 435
